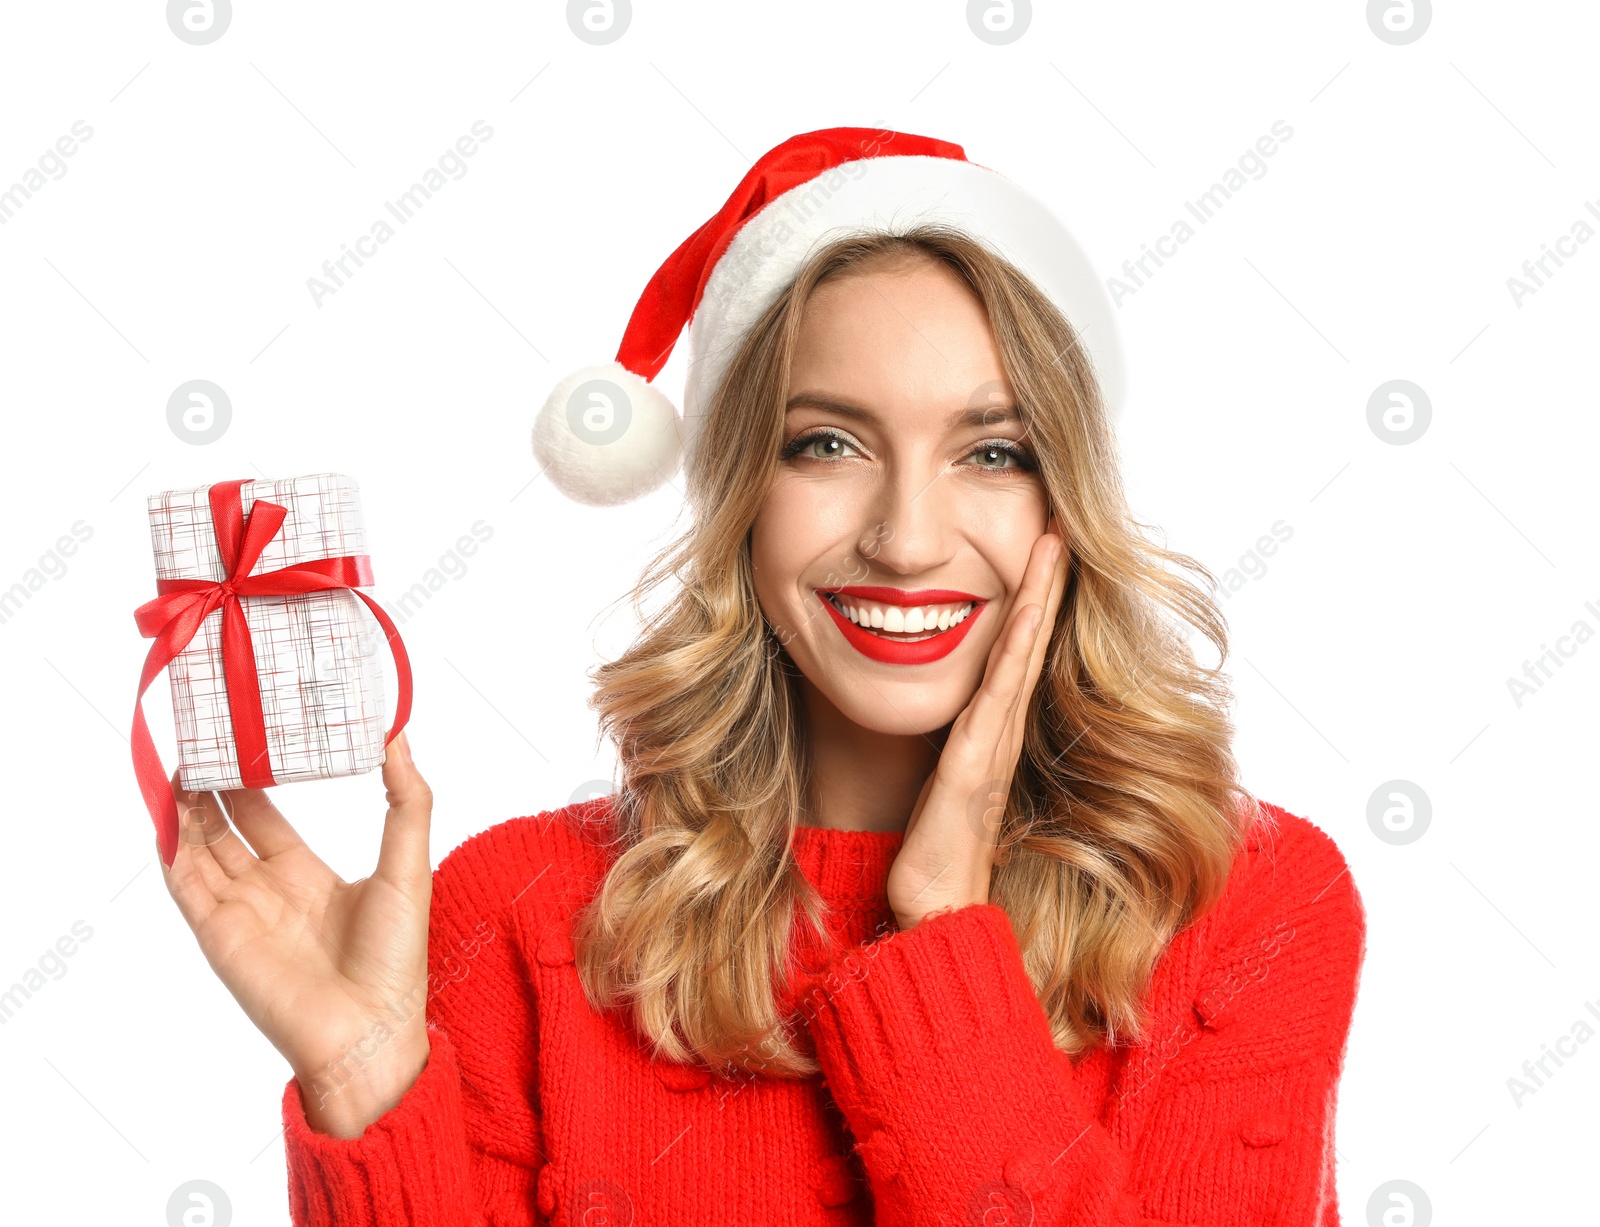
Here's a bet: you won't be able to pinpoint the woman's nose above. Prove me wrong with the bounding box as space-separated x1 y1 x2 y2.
855 461 954 577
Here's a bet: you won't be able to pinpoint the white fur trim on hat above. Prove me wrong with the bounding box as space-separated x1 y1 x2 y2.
531 361 683 507
680 155 1125 460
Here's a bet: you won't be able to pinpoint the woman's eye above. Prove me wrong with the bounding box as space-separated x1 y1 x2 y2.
783 431 860 461
965 441 1037 472
781 431 1036 471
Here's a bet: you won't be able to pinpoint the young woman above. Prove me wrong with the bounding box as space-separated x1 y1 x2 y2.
160 129 1365 1225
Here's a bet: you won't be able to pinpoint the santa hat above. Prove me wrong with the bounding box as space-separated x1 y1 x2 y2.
532 126 1124 507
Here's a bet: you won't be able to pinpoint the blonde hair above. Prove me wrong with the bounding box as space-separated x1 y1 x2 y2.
573 224 1258 1078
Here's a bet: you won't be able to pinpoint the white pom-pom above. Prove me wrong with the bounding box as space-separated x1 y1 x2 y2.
532 361 683 506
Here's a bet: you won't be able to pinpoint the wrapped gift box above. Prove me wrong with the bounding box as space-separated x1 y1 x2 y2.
146 473 391 793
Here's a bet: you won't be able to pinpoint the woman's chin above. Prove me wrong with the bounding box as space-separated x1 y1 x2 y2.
807 676 969 738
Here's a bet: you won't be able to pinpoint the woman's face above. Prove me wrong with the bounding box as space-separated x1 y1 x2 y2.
750 257 1055 736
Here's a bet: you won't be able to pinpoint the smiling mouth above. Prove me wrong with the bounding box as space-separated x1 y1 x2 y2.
820 592 979 642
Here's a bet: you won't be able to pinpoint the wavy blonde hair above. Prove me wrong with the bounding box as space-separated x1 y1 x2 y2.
572 224 1259 1078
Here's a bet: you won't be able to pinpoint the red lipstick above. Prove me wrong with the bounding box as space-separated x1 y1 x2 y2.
815 586 987 666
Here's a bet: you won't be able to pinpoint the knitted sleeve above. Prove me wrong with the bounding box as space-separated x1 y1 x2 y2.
799 817 1366 1226
279 822 548 1226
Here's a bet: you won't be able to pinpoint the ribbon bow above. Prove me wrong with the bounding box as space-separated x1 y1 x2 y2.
132 478 412 867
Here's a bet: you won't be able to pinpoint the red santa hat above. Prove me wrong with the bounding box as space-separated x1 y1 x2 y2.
532 126 1124 506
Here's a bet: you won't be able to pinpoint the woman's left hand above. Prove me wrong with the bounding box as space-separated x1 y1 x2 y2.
887 516 1070 931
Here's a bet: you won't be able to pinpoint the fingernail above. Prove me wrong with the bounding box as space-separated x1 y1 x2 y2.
394 729 412 763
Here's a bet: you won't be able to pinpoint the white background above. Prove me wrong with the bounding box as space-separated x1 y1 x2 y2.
0 1 1594 1223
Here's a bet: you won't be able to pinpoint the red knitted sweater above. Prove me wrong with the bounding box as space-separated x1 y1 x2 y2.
281 797 1364 1225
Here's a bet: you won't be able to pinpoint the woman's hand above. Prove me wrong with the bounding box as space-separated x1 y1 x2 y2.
159 730 433 1139
887 520 1069 931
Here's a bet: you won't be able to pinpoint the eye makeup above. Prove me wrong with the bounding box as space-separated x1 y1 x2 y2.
779 427 1038 472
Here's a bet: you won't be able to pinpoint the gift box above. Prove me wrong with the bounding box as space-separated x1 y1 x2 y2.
132 473 412 864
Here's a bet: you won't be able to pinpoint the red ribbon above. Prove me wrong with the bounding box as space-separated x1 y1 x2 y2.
132 478 412 867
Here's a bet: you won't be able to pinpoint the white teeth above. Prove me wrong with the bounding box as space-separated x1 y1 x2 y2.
824 593 977 638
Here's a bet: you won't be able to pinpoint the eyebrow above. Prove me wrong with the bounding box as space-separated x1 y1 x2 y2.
784 392 1021 430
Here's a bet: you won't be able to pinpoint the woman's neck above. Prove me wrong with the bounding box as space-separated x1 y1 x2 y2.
797 676 947 833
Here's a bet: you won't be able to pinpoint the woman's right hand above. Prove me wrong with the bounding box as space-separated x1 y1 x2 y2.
160 729 433 1139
